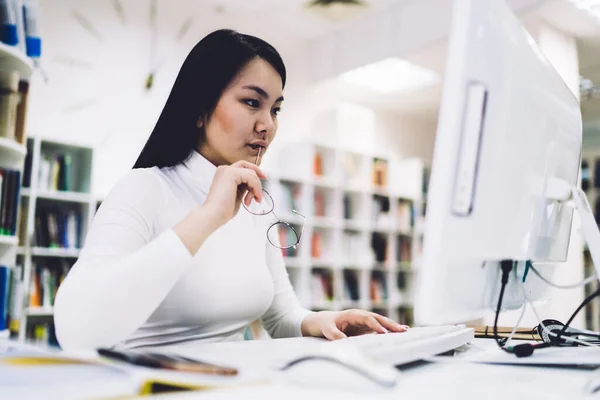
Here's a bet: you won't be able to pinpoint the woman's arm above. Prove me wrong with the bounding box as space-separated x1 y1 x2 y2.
54 170 218 351
55 160 267 351
259 231 314 338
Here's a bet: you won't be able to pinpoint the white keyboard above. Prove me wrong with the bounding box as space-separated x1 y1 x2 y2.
342 325 474 366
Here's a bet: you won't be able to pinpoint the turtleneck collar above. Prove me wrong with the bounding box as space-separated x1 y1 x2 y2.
180 150 217 195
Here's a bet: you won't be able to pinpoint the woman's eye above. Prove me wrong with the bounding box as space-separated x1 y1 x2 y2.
244 99 260 108
272 107 281 116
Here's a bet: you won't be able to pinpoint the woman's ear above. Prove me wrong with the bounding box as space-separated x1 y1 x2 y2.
196 116 204 129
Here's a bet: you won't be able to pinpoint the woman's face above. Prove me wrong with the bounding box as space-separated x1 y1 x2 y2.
198 57 284 167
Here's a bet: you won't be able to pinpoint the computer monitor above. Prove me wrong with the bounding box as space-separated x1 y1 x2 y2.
413 0 582 326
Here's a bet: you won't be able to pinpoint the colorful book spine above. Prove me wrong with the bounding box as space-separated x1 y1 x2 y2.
0 168 21 236
0 265 10 331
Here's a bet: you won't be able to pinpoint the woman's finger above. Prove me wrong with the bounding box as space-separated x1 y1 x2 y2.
231 160 267 179
324 326 348 340
372 313 409 332
361 315 388 334
234 169 263 204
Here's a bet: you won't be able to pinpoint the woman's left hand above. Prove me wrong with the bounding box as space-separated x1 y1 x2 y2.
301 309 409 340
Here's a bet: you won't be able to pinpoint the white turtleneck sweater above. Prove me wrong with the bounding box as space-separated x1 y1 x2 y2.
53 151 313 351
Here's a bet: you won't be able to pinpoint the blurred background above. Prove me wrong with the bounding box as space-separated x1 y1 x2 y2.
1 0 600 346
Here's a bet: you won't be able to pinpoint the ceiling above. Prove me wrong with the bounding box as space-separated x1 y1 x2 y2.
303 0 600 124
37 0 600 131
201 0 410 39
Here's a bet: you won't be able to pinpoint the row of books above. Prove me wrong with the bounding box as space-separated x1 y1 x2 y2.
291 231 414 265
34 205 82 248
343 270 360 301
0 168 21 236
397 271 410 291
310 269 393 305
314 189 327 217
26 322 59 347
583 250 599 331
29 261 70 308
37 153 74 192
370 272 388 303
0 265 23 333
269 181 301 215
314 151 390 190
278 223 299 258
311 230 325 259
581 159 596 192
397 307 414 326
371 232 389 263
269 180 417 230
311 269 334 304
397 200 415 232
397 236 412 263
372 195 394 230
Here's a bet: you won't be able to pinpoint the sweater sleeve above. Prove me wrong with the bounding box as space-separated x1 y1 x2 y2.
259 226 314 338
53 169 195 351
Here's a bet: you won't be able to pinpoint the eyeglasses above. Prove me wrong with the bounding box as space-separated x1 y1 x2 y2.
242 148 305 250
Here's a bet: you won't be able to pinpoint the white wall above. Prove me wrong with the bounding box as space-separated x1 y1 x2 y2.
26 0 316 197
27 0 548 198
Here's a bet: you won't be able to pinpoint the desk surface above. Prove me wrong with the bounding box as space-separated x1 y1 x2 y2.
141 338 600 400
3 338 598 399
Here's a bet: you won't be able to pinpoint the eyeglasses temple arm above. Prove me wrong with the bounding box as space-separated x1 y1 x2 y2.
292 210 306 242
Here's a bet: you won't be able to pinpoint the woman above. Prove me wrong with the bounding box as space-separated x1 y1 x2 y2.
54 29 408 351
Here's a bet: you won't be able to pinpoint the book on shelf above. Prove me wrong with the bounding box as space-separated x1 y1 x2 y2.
37 152 73 192
0 265 23 335
0 167 21 236
313 188 326 217
313 150 325 177
342 270 360 302
269 181 301 215
277 225 299 258
397 307 414 326
311 231 322 259
26 321 58 347
310 269 334 305
28 260 70 310
370 232 388 263
397 199 414 232
370 272 388 303
343 194 351 219
396 270 409 291
22 149 32 187
372 158 388 188
371 195 392 230
396 236 412 263
34 205 82 249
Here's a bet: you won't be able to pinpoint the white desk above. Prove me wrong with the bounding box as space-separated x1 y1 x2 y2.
3 338 598 399
144 338 600 400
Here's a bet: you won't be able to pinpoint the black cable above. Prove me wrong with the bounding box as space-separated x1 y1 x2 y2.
555 287 600 344
494 260 515 353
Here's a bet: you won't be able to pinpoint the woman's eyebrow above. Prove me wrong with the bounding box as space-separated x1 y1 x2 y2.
243 85 284 102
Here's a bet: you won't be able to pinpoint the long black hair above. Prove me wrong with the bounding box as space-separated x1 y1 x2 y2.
133 29 286 169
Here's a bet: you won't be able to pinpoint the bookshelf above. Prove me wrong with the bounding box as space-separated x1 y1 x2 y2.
264 141 427 325
13 136 95 344
0 43 33 339
580 149 600 332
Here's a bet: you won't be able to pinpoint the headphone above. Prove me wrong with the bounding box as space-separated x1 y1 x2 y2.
504 319 600 358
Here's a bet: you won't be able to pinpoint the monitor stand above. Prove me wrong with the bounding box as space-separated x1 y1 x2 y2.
544 178 600 281
570 186 600 281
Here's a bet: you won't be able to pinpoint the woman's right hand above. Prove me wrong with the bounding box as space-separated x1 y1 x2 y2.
203 160 267 226
173 160 267 255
